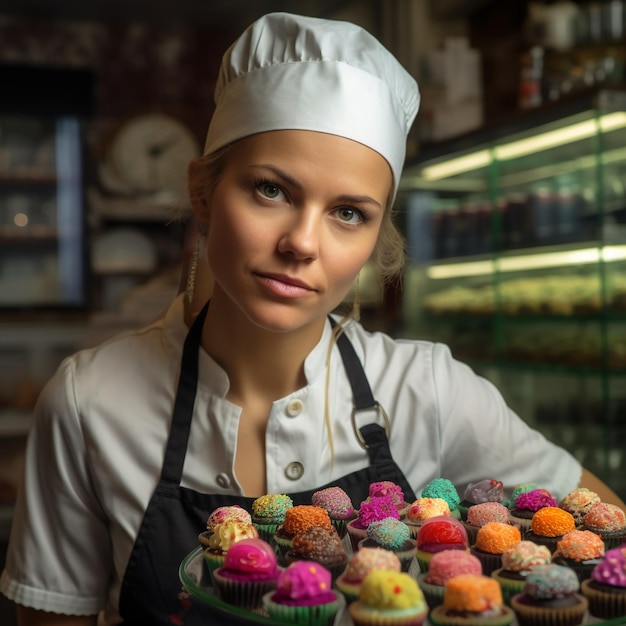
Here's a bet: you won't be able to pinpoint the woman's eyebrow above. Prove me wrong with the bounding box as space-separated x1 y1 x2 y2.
249 164 383 210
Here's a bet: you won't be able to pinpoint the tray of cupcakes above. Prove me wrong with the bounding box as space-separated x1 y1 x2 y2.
179 480 626 625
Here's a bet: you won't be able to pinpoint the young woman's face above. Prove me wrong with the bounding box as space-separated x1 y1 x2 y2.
202 130 393 333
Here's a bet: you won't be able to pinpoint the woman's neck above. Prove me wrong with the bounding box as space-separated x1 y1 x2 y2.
202 296 326 402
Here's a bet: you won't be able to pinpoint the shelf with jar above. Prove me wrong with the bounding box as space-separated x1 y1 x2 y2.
398 86 626 498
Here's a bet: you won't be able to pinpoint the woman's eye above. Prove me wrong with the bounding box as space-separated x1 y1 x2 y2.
335 207 364 225
257 181 284 200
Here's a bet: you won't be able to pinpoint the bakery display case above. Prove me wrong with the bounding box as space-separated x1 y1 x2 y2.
398 87 626 499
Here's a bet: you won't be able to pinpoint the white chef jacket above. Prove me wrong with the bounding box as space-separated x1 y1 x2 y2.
0 294 581 622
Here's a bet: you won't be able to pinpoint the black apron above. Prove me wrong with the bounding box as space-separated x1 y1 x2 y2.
118 303 416 625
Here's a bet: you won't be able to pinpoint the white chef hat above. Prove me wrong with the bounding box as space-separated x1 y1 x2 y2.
203 12 420 196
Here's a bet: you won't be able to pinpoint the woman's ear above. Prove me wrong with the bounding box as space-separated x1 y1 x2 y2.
188 158 211 223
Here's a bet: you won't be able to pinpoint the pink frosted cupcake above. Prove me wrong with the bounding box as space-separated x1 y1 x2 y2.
262 560 340 625
581 545 626 619
198 504 252 548
509 489 558 533
311 486 355 538
581 501 626 550
367 480 410 516
463 502 512 545
346 495 400 552
212 537 280 609
415 515 469 573
458 478 505 521
416 549 482 609
335 547 401 604
358 517 417 572
552 529 605 582
404 497 450 538
559 487 600 527
492 540 552 605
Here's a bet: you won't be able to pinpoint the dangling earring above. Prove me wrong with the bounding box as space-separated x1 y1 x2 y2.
186 238 200 305
351 273 361 321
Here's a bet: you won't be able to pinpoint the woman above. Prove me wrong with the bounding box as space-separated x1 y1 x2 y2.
1 11 623 626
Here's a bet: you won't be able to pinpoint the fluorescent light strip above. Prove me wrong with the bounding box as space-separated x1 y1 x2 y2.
417 113 626 181
426 245 626 279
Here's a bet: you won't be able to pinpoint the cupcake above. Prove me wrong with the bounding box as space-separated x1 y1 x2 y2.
348 570 428 626
198 504 252 548
358 517 417 572
458 479 505 521
415 516 469 573
525 507 576 553
552 529 605 582
581 501 626 550
251 493 293 543
509 489 558 533
417 550 482 610
347 495 401 552
429 573 515 626
421 478 461 519
311 486 355 538
492 541 552 605
285 525 348 584
368 481 410 516
470 521 522 575
262 560 340 625
510 564 588 626
508 483 541 509
335 547 401 604
559 487 600 527
212 537 280 609
404 497 450 539
463 502 511 545
203 518 259 581
580 545 626 619
273 505 332 565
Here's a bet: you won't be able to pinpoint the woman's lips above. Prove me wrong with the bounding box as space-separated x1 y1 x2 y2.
256 272 315 298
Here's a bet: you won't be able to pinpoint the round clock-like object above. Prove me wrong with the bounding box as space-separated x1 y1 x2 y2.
107 113 200 194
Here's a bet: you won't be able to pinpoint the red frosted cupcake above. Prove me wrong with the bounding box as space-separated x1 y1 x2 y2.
415 515 469 573
463 502 512 545
429 573 515 626
509 489 558 533
262 560 340 625
417 550 482 609
581 501 626 550
492 540 552 605
404 497 450 539
525 507 576 553
212 537 280 609
552 529 605 582
580 545 626 619
347 495 400 553
470 521 522 576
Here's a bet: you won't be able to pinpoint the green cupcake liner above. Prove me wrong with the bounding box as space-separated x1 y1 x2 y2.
262 591 340 626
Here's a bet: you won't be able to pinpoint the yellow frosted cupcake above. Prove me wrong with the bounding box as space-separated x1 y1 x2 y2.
348 570 428 626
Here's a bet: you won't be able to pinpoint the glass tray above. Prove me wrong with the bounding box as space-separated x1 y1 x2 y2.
180 546 626 626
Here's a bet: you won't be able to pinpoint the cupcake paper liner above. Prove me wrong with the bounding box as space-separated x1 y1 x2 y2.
581 578 626 619
212 568 278 610
348 601 428 626
491 568 528 606
415 573 446 609
429 604 515 626
510 593 588 626
262 591 340 626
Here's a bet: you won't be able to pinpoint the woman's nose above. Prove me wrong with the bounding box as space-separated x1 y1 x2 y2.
277 210 320 260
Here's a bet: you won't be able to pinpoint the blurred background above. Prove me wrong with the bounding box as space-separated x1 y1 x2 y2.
0 1 625 620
